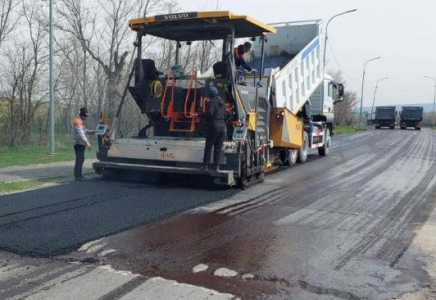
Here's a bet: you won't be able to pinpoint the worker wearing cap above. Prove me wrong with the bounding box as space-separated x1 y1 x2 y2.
71 107 94 180
202 86 226 172
233 41 257 73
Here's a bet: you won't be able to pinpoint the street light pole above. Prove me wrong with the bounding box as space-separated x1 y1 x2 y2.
424 76 436 130
49 0 55 154
323 9 357 69
359 56 381 127
370 77 389 125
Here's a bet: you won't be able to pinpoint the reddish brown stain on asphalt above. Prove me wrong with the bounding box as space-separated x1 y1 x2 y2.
64 210 300 298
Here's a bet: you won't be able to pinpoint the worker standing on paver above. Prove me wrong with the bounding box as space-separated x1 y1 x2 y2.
71 107 94 181
234 41 257 73
202 86 226 172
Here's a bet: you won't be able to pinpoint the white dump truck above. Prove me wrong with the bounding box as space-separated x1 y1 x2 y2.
93 12 344 187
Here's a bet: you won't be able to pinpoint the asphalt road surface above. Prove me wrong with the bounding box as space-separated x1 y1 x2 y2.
1 129 436 300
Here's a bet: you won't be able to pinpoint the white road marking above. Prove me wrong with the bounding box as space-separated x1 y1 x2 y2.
214 268 238 277
86 242 106 254
98 249 117 257
192 264 209 273
78 239 102 251
242 273 255 280
118 277 236 300
99 265 135 276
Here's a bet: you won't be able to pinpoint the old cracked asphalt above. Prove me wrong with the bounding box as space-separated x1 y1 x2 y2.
1 129 436 299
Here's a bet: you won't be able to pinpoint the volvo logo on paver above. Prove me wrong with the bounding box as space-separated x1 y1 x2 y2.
156 12 197 21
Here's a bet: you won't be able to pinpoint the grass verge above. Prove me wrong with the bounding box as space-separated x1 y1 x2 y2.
335 126 368 135
0 134 97 168
0 176 66 193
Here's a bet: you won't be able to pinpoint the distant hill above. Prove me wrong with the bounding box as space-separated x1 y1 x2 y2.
356 103 434 113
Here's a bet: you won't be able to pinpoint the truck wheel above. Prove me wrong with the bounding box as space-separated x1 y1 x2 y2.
400 127 406 130
318 129 330 156
415 127 421 131
375 126 380 129
390 126 395 129
297 131 309 163
288 149 298 165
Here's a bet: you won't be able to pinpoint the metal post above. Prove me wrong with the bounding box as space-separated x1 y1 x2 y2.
370 77 388 126
359 56 380 127
323 9 357 69
259 36 265 81
175 41 180 65
222 38 227 62
49 0 55 154
423 76 436 130
434 84 436 130
136 32 144 83
109 42 140 140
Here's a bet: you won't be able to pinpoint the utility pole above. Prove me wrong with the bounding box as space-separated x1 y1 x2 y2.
359 56 381 127
423 76 436 129
323 9 357 69
370 77 389 126
49 0 55 154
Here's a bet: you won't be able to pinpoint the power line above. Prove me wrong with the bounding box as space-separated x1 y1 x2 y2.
326 39 357 82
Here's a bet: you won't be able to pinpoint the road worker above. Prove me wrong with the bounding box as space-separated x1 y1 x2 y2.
71 107 94 180
202 86 226 172
233 41 258 73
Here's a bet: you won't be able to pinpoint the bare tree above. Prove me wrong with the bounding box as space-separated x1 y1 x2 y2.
328 70 358 126
335 91 358 126
56 0 175 116
1 1 48 145
0 0 18 48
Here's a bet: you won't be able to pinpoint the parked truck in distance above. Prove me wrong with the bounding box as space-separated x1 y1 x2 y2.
375 106 396 129
400 106 423 130
366 111 375 126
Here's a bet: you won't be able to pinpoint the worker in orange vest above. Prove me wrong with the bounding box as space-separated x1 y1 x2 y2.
233 41 258 73
71 107 95 181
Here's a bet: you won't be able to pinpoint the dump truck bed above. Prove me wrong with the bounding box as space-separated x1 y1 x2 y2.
250 20 323 115
401 106 423 120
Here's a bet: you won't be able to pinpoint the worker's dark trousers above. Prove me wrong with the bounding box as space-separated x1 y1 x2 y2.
203 125 226 167
74 144 86 178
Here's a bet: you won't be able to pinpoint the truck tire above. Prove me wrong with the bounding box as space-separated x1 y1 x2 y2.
390 126 395 129
297 131 309 163
318 129 330 156
415 127 421 131
288 149 298 165
400 127 406 130
375 126 380 129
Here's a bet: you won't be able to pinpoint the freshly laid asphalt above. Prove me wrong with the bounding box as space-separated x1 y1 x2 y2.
0 178 237 257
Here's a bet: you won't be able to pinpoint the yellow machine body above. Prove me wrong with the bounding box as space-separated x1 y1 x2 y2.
270 108 303 149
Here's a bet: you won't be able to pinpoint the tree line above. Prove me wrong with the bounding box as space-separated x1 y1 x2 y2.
0 0 356 147
0 0 221 147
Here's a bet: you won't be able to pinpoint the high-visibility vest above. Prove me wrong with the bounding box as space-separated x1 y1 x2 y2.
233 47 242 59
71 116 84 128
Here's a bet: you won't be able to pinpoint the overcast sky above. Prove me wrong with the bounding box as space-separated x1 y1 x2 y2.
180 0 436 107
